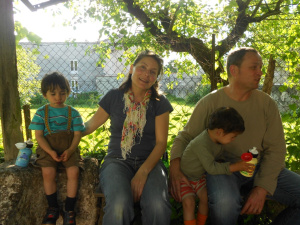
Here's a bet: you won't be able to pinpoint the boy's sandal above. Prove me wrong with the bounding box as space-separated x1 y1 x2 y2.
63 211 76 225
42 207 59 225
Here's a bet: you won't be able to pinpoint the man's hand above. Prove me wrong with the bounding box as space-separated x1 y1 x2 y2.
169 158 190 202
240 186 267 215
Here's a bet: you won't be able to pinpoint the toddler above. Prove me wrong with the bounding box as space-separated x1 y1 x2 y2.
180 107 254 225
29 72 85 225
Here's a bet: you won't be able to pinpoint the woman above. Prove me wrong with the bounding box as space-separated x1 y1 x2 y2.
83 50 173 225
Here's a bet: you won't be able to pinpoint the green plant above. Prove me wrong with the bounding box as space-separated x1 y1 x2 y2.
282 111 300 171
67 91 102 107
170 197 184 224
29 92 47 107
186 84 211 104
17 46 41 106
0 147 4 163
80 124 110 164
30 91 102 108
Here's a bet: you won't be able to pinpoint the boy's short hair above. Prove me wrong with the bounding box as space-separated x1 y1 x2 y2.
208 107 245 134
41 72 71 96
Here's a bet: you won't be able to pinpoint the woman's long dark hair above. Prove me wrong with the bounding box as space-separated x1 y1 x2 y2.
119 50 163 100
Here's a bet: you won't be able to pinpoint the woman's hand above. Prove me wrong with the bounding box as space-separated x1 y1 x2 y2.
131 169 148 202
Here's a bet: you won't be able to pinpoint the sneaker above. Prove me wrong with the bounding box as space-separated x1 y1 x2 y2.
42 207 59 225
63 211 76 225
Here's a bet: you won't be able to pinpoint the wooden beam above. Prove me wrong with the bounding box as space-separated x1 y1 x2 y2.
21 0 69 11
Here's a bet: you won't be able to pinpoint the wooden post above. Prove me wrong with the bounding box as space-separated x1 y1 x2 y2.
262 55 276 95
23 104 32 141
211 34 216 91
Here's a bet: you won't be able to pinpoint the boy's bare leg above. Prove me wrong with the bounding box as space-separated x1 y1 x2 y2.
66 166 79 197
196 187 209 225
197 187 209 216
42 167 57 195
183 195 196 221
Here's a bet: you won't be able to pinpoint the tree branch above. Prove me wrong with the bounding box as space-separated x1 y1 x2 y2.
216 0 284 57
123 0 195 54
123 0 163 37
166 0 184 37
251 0 263 18
250 0 284 22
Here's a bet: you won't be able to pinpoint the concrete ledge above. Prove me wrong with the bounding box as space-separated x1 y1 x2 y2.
0 157 100 225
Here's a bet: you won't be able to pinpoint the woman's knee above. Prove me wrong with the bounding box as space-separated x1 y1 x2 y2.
105 191 134 218
140 189 172 217
103 193 135 225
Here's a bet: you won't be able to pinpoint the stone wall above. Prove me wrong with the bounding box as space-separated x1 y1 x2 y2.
0 157 100 225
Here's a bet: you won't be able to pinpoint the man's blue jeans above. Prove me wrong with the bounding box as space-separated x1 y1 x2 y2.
207 168 300 225
100 157 172 225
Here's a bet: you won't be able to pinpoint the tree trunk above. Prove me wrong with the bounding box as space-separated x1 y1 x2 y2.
262 55 276 95
0 0 24 160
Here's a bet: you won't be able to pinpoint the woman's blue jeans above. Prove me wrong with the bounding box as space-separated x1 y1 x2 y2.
206 168 300 225
100 157 172 225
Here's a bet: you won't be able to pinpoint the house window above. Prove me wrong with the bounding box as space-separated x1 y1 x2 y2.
71 80 79 93
71 60 78 72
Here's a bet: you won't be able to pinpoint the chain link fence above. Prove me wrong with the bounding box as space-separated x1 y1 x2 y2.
18 42 206 140
19 41 299 130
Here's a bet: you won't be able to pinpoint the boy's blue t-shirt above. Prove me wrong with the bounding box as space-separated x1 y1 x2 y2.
29 105 85 136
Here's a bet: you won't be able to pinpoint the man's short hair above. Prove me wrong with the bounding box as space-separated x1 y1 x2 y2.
226 47 260 77
208 107 245 134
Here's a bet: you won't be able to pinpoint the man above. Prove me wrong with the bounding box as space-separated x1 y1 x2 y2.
170 47 300 225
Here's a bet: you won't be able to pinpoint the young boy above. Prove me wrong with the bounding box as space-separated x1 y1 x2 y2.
29 72 85 225
180 107 254 225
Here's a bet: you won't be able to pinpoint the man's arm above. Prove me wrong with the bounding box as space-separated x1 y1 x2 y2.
242 96 285 215
253 97 286 194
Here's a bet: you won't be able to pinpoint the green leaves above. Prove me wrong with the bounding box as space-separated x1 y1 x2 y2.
17 47 41 106
14 21 41 45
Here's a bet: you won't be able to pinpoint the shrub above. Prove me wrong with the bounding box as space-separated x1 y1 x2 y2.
186 84 211 104
67 91 101 107
29 91 101 108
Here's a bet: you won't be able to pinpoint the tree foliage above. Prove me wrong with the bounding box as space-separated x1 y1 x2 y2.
16 47 41 106
14 21 41 106
243 4 300 81
65 0 300 90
